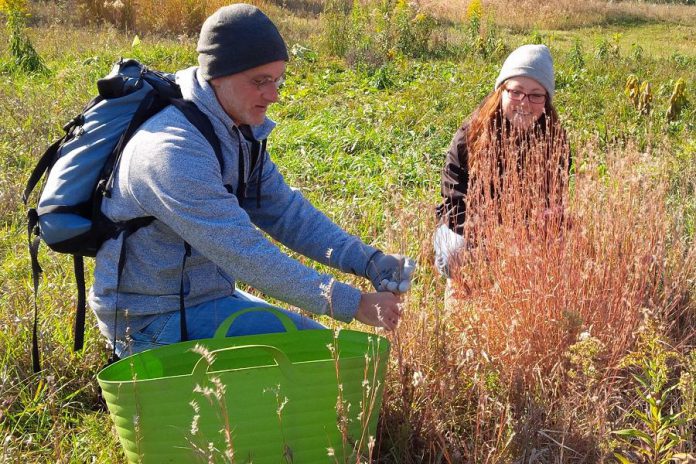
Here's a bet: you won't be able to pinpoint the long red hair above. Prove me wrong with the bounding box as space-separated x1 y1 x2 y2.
461 85 570 242
466 86 563 176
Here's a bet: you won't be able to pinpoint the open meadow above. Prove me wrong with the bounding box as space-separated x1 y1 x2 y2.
1 0 695 462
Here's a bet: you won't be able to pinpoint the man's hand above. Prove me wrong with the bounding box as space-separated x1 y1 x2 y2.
366 252 416 294
355 292 403 331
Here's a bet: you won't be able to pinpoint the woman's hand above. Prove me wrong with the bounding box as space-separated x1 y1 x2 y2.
355 292 403 331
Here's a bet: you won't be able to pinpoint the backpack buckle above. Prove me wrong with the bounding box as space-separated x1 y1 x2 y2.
63 114 85 134
97 178 111 198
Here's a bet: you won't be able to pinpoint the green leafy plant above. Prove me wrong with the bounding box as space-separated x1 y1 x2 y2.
594 34 620 61
1 0 46 74
529 28 544 45
466 0 482 35
321 0 438 69
569 38 585 71
595 37 610 60
566 332 605 387
613 326 687 464
631 43 644 62
393 1 436 58
321 0 351 57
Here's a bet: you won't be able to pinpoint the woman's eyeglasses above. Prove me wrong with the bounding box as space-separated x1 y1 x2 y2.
505 88 547 104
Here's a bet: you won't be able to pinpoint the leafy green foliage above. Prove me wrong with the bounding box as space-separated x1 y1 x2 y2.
2 4 46 74
569 38 585 71
320 0 439 70
613 325 689 463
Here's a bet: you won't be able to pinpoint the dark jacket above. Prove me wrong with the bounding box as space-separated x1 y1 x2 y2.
436 113 570 236
436 122 471 236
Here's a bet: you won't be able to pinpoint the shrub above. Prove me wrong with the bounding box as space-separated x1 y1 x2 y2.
569 38 585 71
320 0 439 70
613 323 691 463
379 138 695 459
1 0 46 73
322 0 351 57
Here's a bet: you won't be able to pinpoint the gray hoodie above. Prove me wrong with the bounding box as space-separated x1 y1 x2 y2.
89 67 378 338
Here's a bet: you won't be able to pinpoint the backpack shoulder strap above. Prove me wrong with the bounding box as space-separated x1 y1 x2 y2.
27 208 42 372
165 99 231 345
168 99 226 176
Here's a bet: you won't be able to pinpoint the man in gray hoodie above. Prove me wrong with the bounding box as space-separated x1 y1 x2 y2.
89 4 415 357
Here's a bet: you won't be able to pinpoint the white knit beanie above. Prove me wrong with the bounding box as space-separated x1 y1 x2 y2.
495 44 555 99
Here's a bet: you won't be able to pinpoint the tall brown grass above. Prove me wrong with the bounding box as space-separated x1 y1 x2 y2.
378 138 695 461
49 0 696 45
73 0 321 41
453 136 673 383
420 0 696 29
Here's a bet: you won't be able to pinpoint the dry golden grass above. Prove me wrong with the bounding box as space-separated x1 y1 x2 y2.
419 0 696 29
447 135 692 384
62 0 321 44
34 0 696 43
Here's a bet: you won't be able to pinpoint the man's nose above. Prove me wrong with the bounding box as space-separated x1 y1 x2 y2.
263 85 280 103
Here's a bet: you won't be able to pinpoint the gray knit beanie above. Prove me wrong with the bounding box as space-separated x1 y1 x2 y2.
197 4 289 81
495 44 555 99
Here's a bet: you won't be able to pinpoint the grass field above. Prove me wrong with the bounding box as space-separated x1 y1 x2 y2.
1 0 695 462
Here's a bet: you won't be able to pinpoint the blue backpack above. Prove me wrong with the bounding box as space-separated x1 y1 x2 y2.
23 59 228 371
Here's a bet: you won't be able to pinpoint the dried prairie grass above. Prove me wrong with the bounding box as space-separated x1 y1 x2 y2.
72 0 320 41
378 137 694 460
446 136 693 387
419 0 696 29
51 0 696 44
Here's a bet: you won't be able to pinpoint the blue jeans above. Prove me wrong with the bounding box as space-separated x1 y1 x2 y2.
117 289 325 358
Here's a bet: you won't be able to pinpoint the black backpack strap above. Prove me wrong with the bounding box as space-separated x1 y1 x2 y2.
25 134 80 372
256 139 267 208
168 99 227 185
111 227 130 359
169 99 234 342
110 219 188 351
238 124 267 207
103 91 171 196
179 242 191 342
237 134 246 198
73 255 86 352
27 208 42 372
109 216 155 358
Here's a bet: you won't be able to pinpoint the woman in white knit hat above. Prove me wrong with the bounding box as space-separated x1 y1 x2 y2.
434 44 571 282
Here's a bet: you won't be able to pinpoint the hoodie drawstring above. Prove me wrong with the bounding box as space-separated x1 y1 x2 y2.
237 124 265 208
236 131 246 199
256 139 266 208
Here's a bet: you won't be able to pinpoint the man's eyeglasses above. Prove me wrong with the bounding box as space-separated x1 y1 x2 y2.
505 88 547 104
250 74 285 92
